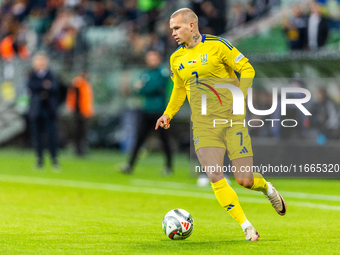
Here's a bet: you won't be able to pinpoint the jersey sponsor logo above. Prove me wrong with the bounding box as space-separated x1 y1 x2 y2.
234 53 244 63
240 146 249 154
178 63 185 71
200 54 208 65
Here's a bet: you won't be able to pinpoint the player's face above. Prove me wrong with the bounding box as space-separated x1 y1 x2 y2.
170 15 191 46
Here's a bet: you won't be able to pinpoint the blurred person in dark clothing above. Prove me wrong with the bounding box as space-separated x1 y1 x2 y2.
283 5 307 51
310 87 340 140
245 3 256 22
137 0 164 32
194 0 226 35
27 53 59 168
120 50 173 175
251 0 270 17
306 2 328 51
229 3 247 30
66 70 94 156
280 77 309 139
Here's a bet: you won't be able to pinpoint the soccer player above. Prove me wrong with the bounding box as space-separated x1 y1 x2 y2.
155 8 287 241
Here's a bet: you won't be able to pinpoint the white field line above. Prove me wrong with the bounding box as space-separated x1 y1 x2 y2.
0 175 339 211
131 179 340 202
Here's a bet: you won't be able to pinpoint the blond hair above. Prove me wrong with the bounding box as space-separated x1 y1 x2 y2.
170 8 198 24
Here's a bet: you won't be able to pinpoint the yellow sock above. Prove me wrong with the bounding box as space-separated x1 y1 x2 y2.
251 173 269 193
211 178 247 225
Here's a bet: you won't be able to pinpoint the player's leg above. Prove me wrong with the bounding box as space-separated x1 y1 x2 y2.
75 112 86 156
158 126 173 175
121 112 150 174
30 116 44 168
233 157 287 215
228 126 287 216
233 156 270 194
196 146 258 241
44 111 58 168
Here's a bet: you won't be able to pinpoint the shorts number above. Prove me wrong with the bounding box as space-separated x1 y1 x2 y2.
236 132 243 146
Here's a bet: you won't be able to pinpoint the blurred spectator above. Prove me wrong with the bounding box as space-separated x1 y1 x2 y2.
44 8 83 52
27 53 60 168
137 0 164 32
66 70 94 156
120 50 173 175
200 1 226 35
252 0 270 17
245 3 257 22
306 2 329 51
193 0 226 35
1 0 13 15
145 32 165 55
88 1 111 26
310 87 340 140
226 0 279 32
121 0 138 23
280 77 309 139
0 32 30 61
11 0 29 22
247 89 273 138
65 0 81 9
283 5 307 51
26 8 51 45
0 19 30 61
229 4 246 30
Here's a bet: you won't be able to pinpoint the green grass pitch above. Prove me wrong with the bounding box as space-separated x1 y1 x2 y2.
0 148 339 254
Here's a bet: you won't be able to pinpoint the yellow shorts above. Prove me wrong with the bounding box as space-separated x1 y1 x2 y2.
193 124 253 161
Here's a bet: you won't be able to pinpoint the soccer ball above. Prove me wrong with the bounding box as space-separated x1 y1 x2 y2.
162 209 194 240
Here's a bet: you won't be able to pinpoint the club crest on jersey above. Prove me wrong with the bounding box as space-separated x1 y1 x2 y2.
188 60 197 67
178 63 185 71
194 136 199 146
201 54 208 65
170 69 174 78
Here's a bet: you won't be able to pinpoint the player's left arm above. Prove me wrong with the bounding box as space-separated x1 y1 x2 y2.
220 44 255 98
238 61 255 98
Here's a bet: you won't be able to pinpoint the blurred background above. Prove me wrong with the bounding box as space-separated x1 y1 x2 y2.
1 0 340 169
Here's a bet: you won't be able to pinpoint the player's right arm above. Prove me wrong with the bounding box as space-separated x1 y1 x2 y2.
155 61 186 130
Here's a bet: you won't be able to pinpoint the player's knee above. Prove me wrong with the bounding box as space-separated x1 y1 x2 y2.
236 178 254 189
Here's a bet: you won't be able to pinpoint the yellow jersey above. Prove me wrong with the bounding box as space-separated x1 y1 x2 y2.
164 34 253 127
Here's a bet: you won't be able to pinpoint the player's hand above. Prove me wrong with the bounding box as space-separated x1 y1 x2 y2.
155 114 170 130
